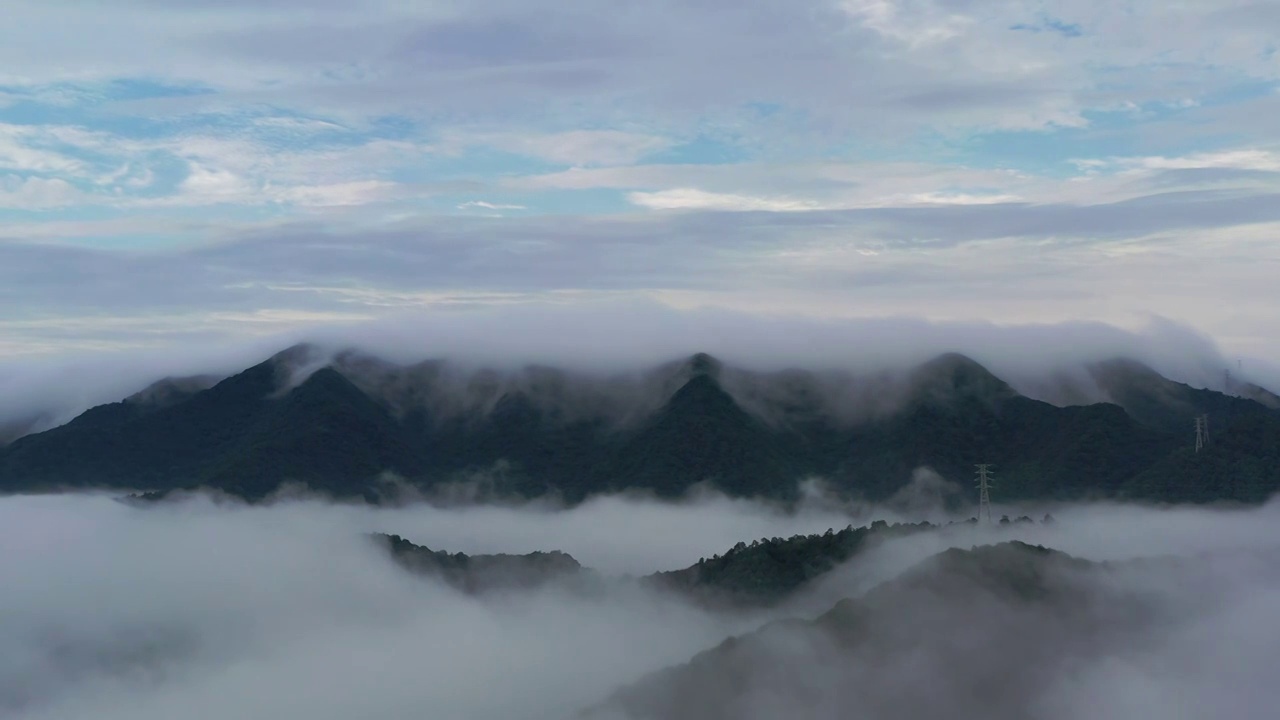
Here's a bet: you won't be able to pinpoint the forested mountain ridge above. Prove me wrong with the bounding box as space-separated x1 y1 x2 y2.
374 533 586 594
2 344 1277 504
580 541 1176 720
379 519 960 606
646 520 943 607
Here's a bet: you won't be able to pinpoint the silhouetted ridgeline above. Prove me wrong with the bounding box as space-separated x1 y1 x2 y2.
581 541 1178 720
381 516 1053 606
2 344 1278 504
373 533 585 594
647 520 939 607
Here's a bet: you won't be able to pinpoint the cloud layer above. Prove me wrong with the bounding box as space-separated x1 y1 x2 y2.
3 308 1275 441
0 0 1277 363
5 491 1280 719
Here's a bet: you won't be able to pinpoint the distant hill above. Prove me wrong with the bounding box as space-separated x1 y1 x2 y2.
646 520 943 607
374 533 586 594
377 517 1070 611
581 542 1178 720
2 344 1278 504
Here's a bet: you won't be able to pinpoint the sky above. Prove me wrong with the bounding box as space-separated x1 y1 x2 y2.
2 0 1279 362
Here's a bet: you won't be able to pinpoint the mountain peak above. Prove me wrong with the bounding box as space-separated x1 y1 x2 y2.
686 352 723 378
125 375 219 408
268 342 323 366
908 353 1015 404
1089 357 1164 384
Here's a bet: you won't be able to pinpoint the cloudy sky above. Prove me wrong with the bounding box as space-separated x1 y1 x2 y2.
2 0 1278 362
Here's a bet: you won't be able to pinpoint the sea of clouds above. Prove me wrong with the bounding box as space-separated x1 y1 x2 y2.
4 488 1280 719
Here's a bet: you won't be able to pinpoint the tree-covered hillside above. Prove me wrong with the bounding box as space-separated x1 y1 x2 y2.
2 345 1277 505
648 520 940 606
582 542 1173 720
374 533 586 594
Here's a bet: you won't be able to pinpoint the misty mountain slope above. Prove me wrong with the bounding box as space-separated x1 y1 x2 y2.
124 374 221 409
198 367 425 500
602 369 807 498
374 520 946 608
582 542 1175 720
647 520 940 607
834 390 1177 501
1124 410 1280 503
0 414 54 448
4 345 1280 505
904 351 1020 407
1090 358 1280 434
1237 381 1280 410
409 390 619 501
333 351 645 500
375 518 1057 610
0 357 283 489
374 533 587 594
0 353 423 499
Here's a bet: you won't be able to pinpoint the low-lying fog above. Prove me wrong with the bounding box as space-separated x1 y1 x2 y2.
3 489 1279 719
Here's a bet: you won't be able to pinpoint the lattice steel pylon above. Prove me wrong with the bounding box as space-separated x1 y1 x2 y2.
1194 415 1209 453
975 464 994 523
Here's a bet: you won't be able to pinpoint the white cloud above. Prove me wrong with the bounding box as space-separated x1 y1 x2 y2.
0 0 1274 136
628 188 823 212
839 0 972 48
899 192 1024 205
457 200 527 211
4 494 1280 719
0 0 1277 372
0 124 88 174
1126 149 1280 172
0 175 85 208
178 163 253 200
441 129 672 167
250 116 347 133
0 121 435 211
270 180 399 207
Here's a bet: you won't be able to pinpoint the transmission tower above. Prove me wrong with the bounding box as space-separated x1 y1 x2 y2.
975 464 994 523
1194 415 1209 453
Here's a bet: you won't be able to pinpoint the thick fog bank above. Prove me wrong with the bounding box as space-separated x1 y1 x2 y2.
3 491 1280 719
591 501 1280 720
0 493 752 720
3 308 1274 440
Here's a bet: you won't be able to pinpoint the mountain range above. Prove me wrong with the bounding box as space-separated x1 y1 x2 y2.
2 344 1278 504
374 518 964 607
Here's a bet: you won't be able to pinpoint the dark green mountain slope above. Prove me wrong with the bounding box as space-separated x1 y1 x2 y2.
373 517 1042 609
412 389 615 502
582 542 1174 720
1090 357 1278 434
1 348 1277 504
604 365 805 498
1125 409 1280 503
0 350 422 499
374 533 585 594
829 355 1182 501
0 359 280 489
204 367 424 500
647 520 940 607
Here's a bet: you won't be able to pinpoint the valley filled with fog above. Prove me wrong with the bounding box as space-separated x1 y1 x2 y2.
5 0 1280 714
5 490 1280 720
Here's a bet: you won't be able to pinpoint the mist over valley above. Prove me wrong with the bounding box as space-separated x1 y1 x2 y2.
5 0 1280 714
